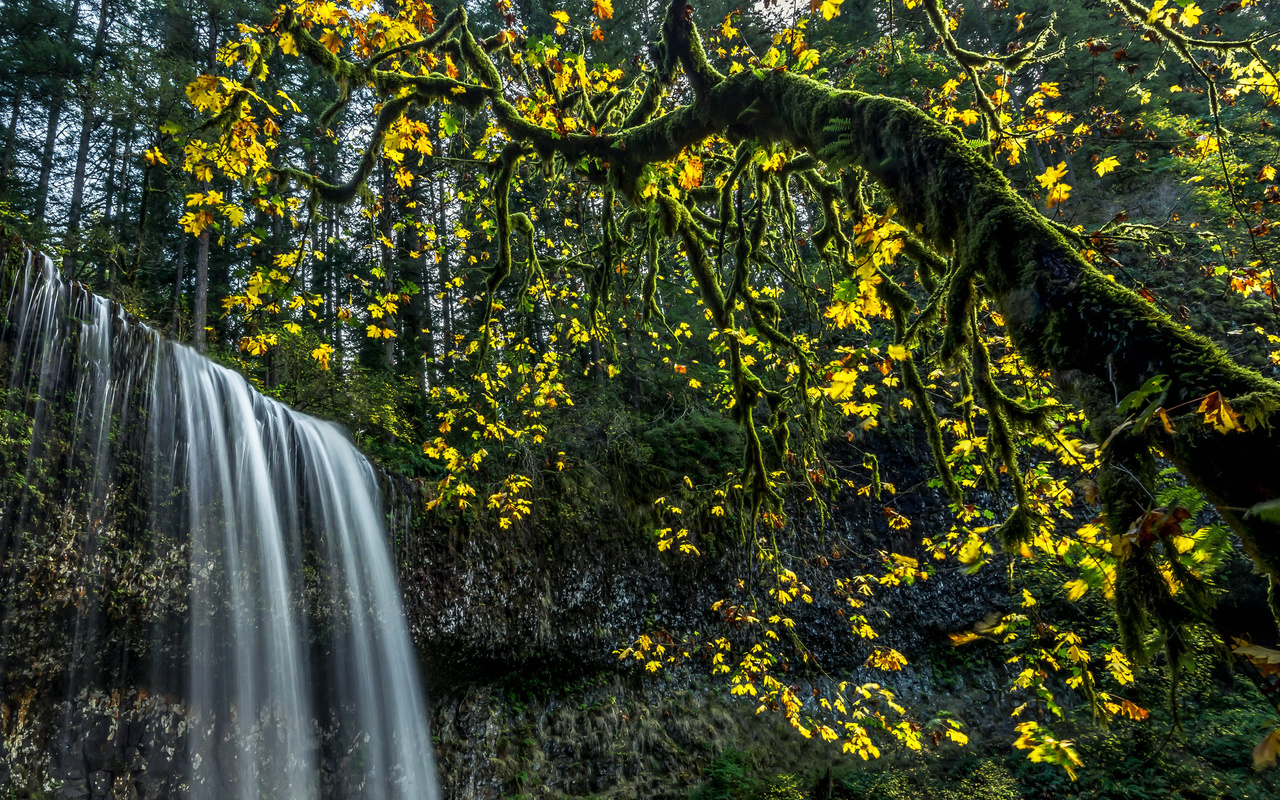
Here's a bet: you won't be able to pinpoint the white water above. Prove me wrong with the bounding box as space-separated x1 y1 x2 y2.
2 252 439 799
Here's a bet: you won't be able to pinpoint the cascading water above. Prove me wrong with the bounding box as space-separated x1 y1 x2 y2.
0 249 439 799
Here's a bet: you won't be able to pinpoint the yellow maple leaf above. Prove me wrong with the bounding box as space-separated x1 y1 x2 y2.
1258 164 1277 182
1146 0 1168 23
720 14 738 38
1037 161 1069 189
1195 134 1219 158
144 146 168 166
957 108 979 126
678 156 703 190
825 369 859 401
311 343 334 370
320 29 343 55
1255 729 1280 771
550 9 569 35
592 0 613 19
1179 2 1202 26
1198 390 1242 433
820 0 844 20
1094 156 1120 176
278 31 299 56
1046 183 1072 208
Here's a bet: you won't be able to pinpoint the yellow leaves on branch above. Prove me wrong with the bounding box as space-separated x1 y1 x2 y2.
1146 0 1204 27
813 0 844 20
678 156 703 190
1013 721 1084 780
144 146 168 166
550 10 569 34
1036 162 1068 189
720 13 738 38
1093 156 1120 176
310 343 334 370
1036 161 1071 208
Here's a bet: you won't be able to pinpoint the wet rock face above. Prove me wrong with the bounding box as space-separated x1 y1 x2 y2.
389 437 1017 799
391 433 1009 686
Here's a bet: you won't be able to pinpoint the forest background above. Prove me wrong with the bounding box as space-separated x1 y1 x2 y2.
5 0 1280 795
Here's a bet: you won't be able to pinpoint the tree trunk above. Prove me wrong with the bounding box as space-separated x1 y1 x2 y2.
172 227 186 326
64 0 112 278
35 99 64 225
35 0 83 225
1 76 23 183
193 228 209 353
64 112 95 279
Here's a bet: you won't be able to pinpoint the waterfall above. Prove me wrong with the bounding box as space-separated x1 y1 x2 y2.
0 250 439 799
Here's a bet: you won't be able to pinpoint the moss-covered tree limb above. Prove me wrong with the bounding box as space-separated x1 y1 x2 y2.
262 0 1280 573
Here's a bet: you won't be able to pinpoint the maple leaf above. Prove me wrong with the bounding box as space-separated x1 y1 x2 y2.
1037 161 1069 189
1198 390 1242 433
819 0 844 19
678 156 703 190
1046 182 1072 208
1257 165 1277 182
310 343 334 370
320 29 343 55
550 9 568 34
185 74 223 112
278 31 299 57
592 0 613 19
720 14 738 37
1094 156 1120 176
1235 639 1280 678
144 146 168 166
1179 2 1203 26
825 369 859 400
1255 729 1280 771
957 108 980 126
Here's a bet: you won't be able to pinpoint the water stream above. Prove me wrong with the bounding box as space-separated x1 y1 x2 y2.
0 251 439 799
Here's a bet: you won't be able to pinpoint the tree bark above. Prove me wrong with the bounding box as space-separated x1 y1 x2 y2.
1 76 23 183
171 226 186 326
35 99 64 226
193 227 209 353
35 0 83 225
64 0 112 278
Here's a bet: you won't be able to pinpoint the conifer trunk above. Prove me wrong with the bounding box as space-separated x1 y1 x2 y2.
1 76 22 183
194 224 209 353
64 0 112 278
